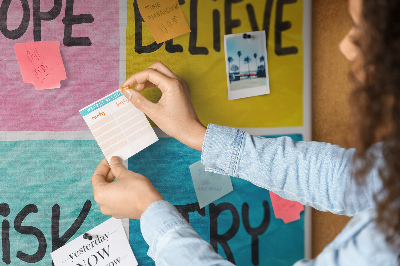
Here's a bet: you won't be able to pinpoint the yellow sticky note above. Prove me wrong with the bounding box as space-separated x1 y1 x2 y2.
137 0 191 44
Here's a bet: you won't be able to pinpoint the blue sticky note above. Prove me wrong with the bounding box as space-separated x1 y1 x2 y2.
189 161 233 208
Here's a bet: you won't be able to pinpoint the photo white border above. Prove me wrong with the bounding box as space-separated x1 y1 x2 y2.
224 30 270 100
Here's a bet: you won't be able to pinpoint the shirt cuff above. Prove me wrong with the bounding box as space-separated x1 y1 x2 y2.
140 200 189 260
201 123 245 177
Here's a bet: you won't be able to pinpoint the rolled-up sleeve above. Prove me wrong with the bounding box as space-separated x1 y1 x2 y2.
201 124 382 216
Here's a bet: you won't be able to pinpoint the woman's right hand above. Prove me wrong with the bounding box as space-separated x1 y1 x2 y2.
120 62 207 151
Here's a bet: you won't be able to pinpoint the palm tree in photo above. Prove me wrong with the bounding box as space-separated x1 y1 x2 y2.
227 56 234 74
260 55 265 71
244 56 251 78
237 51 242 78
259 55 266 77
231 64 239 73
253 53 258 72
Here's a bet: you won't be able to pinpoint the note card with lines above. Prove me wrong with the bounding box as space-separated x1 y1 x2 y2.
80 90 158 162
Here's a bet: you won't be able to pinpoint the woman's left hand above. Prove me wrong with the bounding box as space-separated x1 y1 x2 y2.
91 157 164 219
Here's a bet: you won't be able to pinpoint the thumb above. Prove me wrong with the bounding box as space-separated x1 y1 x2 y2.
92 158 111 189
109 156 129 178
122 88 155 116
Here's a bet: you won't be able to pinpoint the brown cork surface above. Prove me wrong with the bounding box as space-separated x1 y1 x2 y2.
311 1 353 258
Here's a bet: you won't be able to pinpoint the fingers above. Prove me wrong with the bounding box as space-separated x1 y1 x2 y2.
121 68 175 94
146 61 177 79
92 158 110 190
127 62 178 92
106 169 116 183
121 88 158 117
109 156 129 179
135 81 156 92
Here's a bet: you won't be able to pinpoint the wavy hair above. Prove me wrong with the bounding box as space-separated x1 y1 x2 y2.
350 0 400 251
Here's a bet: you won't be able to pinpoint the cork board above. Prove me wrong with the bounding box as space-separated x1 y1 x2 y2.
312 0 353 257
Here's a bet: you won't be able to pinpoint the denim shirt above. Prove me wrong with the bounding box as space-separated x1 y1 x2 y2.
140 124 399 265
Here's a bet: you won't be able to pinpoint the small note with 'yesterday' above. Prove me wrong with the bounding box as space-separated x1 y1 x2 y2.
51 218 137 266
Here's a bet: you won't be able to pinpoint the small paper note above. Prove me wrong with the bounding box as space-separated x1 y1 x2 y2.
79 90 158 162
14 41 66 90
51 218 138 266
189 161 233 209
137 0 191 43
269 191 304 224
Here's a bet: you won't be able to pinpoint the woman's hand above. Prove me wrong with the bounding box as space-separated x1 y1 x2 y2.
91 157 164 220
120 61 206 151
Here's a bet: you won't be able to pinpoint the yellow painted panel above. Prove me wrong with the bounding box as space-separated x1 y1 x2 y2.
126 0 303 128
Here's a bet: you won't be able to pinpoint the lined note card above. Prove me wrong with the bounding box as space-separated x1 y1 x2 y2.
80 90 158 162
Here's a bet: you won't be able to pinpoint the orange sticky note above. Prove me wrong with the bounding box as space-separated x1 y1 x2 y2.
269 191 304 224
137 0 191 43
14 41 67 90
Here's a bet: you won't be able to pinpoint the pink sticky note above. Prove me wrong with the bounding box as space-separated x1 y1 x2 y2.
269 191 304 224
14 41 66 90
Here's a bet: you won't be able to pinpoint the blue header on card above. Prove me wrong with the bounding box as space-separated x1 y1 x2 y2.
80 91 123 116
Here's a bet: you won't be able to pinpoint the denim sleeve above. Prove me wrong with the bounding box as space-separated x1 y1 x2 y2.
201 124 382 216
293 210 399 266
140 200 235 266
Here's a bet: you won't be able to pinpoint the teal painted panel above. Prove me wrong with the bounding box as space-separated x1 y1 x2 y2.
0 140 108 265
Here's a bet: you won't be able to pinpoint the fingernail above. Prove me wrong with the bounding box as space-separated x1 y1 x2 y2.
110 156 122 165
123 89 133 100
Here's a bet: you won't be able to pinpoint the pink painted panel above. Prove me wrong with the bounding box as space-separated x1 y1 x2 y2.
0 0 119 131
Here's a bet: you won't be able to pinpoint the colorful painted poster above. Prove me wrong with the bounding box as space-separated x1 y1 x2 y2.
0 0 309 265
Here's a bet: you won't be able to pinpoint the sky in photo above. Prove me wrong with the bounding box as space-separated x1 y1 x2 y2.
226 32 267 73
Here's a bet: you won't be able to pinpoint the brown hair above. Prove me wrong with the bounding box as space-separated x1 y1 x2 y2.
350 0 400 251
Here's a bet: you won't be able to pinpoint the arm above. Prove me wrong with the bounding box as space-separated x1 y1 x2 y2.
201 124 382 216
119 61 381 216
91 157 233 266
293 210 398 265
141 201 234 266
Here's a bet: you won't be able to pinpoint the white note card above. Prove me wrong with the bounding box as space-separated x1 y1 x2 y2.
189 161 234 209
79 90 158 162
51 218 138 266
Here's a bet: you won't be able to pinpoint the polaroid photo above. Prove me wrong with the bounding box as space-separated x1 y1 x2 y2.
224 30 270 100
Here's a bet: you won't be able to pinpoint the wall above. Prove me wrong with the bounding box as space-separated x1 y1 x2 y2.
312 1 353 257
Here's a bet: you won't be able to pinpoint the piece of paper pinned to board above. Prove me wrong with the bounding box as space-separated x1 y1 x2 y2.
14 41 67 90
189 161 233 209
269 191 304 224
136 0 190 43
51 218 138 266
